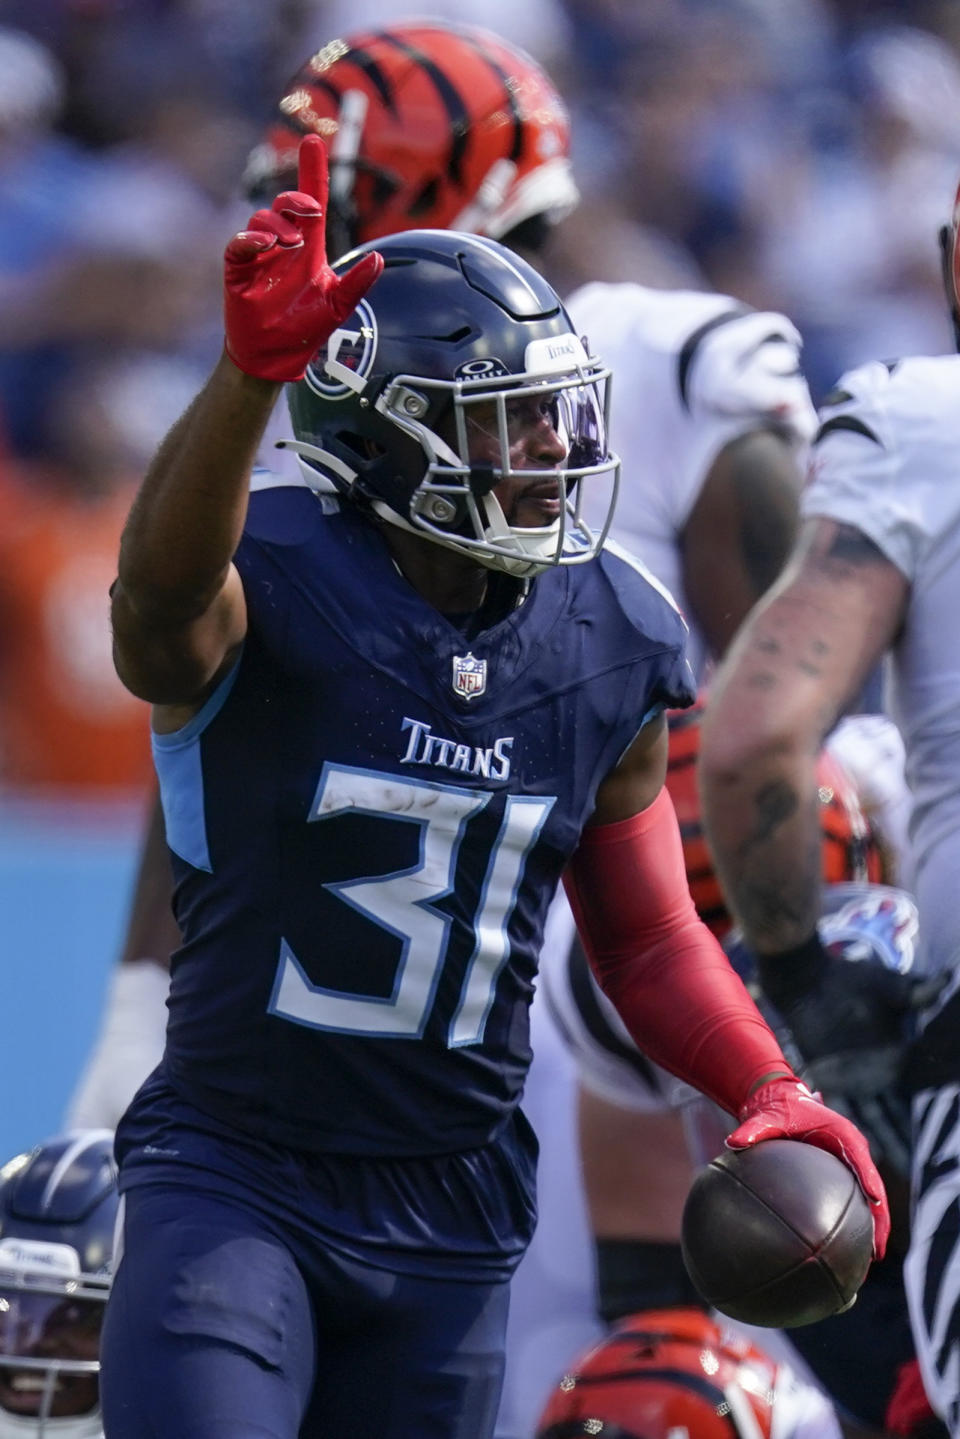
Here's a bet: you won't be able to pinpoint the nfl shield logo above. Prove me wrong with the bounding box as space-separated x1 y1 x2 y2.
452 652 487 701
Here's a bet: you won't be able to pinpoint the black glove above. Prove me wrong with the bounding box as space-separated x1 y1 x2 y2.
755 932 944 1063
801 1046 913 1177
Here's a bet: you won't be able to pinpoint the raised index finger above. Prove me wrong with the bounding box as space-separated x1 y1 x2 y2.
297 134 329 212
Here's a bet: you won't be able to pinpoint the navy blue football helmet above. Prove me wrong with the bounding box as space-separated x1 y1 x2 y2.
0 1131 117 1439
282 229 619 578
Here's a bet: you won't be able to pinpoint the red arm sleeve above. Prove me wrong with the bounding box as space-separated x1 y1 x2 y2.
563 787 793 1116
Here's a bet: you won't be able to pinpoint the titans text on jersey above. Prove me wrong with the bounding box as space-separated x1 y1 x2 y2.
400 716 514 780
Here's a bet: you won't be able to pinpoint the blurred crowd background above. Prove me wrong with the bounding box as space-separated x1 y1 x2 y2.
3 0 960 1155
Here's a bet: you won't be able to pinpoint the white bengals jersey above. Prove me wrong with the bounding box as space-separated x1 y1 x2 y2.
802 353 960 982
813 357 960 1439
566 283 817 678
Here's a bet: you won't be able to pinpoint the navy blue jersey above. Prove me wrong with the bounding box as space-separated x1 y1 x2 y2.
151 489 694 1158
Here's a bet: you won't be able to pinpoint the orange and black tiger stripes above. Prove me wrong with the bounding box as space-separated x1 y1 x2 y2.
376 32 473 184
665 699 731 938
665 696 885 939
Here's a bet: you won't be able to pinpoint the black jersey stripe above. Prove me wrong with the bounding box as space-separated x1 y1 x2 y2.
677 308 750 409
814 415 882 447
905 990 960 1093
820 387 854 408
925 1195 960 1369
919 1091 960 1194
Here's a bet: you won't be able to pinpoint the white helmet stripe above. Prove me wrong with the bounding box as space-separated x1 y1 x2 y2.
39 1130 113 1214
329 89 368 205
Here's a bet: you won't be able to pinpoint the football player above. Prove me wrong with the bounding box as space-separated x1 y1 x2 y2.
699 179 960 1439
97 134 886 1439
0 1130 117 1439
58 23 838 1432
66 20 819 1137
65 19 586 1134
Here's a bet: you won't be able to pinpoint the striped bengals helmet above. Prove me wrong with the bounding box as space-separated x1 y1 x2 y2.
536 1308 823 1439
666 695 884 939
242 22 578 256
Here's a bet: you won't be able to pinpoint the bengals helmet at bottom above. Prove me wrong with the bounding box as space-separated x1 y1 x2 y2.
535 1307 840 1439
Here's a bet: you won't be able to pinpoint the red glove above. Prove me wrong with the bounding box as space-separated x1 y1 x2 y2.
885 1358 938 1438
726 1076 890 1259
223 134 383 383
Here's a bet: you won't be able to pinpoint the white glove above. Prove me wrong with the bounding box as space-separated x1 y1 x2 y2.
64 959 170 1130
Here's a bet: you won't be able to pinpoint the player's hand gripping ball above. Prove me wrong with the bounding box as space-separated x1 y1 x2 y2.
680 1138 874 1328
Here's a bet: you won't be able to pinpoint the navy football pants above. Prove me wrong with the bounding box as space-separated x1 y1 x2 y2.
100 1184 510 1439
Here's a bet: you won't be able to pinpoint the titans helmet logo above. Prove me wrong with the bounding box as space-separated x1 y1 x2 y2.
304 298 378 401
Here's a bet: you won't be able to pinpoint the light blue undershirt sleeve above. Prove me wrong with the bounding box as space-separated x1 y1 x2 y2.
150 655 243 872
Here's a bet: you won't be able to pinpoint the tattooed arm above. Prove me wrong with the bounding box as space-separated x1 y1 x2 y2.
699 516 908 954
698 516 920 1062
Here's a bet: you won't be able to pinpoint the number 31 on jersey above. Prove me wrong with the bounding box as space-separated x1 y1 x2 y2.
269 763 554 1046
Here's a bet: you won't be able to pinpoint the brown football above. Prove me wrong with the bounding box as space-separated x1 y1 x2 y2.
680 1138 874 1327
